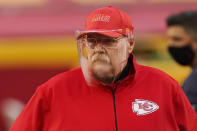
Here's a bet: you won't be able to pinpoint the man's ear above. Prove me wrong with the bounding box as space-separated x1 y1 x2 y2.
128 38 135 54
191 39 197 67
192 38 197 53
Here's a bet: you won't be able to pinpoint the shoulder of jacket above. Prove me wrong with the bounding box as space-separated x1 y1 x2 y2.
37 67 83 90
137 64 178 85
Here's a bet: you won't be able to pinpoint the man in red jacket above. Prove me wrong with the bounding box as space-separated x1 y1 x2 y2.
10 6 197 131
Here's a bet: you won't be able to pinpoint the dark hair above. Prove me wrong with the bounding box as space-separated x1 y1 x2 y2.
166 11 197 40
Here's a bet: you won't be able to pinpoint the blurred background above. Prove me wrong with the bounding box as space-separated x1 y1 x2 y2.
0 0 197 130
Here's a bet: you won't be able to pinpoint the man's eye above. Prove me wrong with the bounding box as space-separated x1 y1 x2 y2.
102 39 115 43
87 39 97 43
173 37 182 41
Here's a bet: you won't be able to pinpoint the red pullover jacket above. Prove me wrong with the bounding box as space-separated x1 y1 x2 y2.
10 57 197 131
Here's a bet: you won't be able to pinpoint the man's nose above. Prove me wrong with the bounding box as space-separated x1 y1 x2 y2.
94 43 104 51
94 43 103 49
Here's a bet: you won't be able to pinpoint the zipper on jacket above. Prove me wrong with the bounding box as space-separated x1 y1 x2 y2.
111 86 118 131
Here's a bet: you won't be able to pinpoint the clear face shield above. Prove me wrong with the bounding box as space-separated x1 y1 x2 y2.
75 29 133 86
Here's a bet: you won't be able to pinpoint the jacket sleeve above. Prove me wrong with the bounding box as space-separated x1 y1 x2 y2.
173 82 197 131
9 83 50 131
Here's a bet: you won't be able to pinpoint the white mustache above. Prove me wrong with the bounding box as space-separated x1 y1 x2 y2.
91 53 110 64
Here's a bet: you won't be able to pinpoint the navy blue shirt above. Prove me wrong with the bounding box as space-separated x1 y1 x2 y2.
182 66 197 113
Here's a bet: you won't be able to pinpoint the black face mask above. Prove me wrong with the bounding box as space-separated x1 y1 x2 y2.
168 44 195 66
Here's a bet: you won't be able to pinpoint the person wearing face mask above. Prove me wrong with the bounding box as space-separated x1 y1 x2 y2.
10 6 197 131
166 11 197 112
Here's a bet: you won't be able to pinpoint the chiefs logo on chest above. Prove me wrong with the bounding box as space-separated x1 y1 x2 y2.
132 99 159 115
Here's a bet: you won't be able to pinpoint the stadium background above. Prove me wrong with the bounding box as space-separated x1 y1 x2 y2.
0 0 197 130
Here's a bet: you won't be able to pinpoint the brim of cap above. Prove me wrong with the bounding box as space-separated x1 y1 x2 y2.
77 30 122 39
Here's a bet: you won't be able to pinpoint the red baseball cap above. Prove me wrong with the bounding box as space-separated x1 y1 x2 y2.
77 6 134 38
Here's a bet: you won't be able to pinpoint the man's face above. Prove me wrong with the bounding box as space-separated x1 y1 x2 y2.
166 25 197 66
167 26 191 47
85 33 133 83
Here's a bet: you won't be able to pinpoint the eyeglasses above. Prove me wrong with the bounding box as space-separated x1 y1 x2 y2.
79 36 125 49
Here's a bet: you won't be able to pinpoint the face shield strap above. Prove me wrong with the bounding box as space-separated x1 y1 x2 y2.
75 29 123 39
75 28 134 40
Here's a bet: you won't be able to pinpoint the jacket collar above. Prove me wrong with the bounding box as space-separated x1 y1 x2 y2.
84 54 139 89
